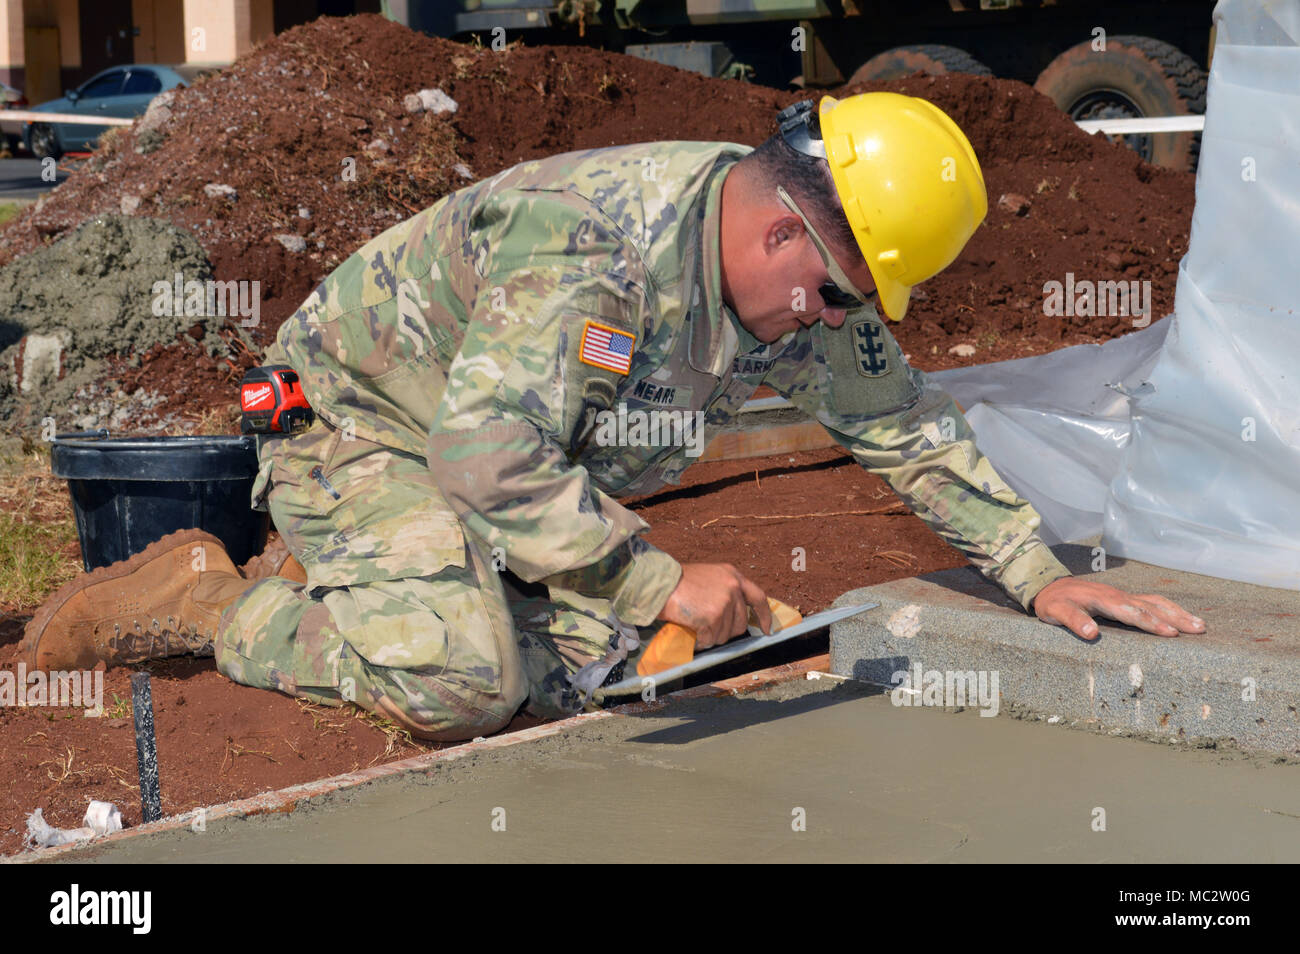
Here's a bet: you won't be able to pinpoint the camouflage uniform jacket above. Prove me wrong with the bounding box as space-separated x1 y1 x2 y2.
266 141 1071 629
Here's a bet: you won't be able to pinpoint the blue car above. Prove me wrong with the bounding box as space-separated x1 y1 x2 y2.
22 64 204 159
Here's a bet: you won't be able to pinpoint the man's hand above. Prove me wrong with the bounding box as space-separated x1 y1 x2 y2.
657 563 773 649
1032 577 1206 642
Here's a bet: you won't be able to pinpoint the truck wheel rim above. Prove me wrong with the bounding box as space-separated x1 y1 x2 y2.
1069 90 1152 163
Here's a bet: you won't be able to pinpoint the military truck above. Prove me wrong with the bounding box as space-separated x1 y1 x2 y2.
383 0 1214 170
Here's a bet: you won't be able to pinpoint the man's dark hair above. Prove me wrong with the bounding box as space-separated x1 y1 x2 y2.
738 132 864 265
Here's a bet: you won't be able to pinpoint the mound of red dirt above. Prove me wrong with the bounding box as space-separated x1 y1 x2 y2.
0 12 1193 424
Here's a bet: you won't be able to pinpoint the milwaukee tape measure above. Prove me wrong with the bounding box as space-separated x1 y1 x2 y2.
240 365 315 435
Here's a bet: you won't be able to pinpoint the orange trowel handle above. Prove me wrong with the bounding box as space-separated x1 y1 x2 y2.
636 598 802 678
637 623 699 677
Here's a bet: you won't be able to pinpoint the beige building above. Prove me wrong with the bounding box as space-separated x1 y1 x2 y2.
0 0 380 102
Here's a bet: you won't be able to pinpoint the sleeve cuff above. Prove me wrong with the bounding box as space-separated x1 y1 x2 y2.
998 542 1072 612
609 545 684 626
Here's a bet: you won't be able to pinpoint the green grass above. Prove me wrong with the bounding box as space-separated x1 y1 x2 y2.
0 444 81 611
105 692 131 719
0 509 79 611
0 202 22 227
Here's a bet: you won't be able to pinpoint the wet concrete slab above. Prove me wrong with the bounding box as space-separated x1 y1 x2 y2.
49 678 1300 863
831 542 1300 755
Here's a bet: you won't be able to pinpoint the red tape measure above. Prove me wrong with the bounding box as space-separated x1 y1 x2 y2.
240 365 315 434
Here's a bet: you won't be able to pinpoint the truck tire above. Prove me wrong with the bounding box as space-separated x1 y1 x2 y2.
848 44 993 84
1034 35 1205 171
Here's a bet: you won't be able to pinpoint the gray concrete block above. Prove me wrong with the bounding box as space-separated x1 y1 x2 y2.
830 543 1300 754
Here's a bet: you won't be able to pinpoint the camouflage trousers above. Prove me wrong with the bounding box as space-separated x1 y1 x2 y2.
215 419 631 741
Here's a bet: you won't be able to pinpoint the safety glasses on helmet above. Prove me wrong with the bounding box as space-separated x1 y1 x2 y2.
776 185 875 309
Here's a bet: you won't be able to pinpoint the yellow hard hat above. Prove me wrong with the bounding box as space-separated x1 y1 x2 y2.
811 92 987 321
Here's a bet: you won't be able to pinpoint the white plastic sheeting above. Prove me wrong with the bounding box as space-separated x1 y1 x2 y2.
930 0 1300 588
1102 0 1300 589
930 318 1169 546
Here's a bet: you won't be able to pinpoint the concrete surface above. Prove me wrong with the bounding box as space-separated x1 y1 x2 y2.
831 542 1300 754
45 677 1300 863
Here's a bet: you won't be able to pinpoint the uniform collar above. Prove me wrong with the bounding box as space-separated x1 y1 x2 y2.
687 159 742 376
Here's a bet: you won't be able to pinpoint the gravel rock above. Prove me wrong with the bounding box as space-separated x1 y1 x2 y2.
997 192 1032 216
402 87 458 116
134 127 165 154
137 90 175 135
274 233 307 253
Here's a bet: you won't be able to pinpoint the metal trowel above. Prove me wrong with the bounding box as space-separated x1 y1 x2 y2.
594 600 877 701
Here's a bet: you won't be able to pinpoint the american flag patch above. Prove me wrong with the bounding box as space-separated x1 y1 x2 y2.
579 321 636 375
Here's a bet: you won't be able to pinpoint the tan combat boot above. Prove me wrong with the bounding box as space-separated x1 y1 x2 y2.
238 533 308 584
22 528 256 671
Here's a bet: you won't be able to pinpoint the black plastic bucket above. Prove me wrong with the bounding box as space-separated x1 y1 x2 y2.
51 433 268 572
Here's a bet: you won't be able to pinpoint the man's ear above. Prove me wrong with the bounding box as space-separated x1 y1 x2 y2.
767 214 804 254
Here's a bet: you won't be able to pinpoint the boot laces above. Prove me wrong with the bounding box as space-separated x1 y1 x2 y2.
112 616 215 659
